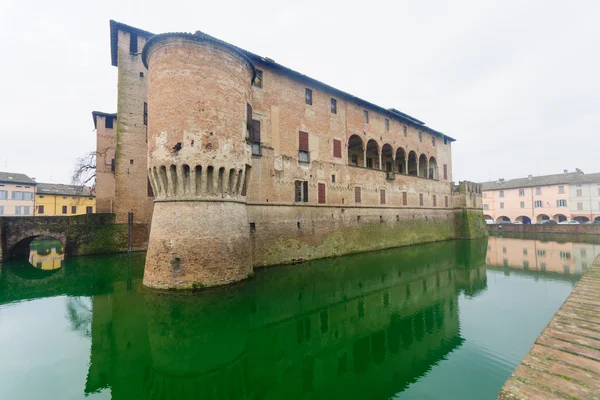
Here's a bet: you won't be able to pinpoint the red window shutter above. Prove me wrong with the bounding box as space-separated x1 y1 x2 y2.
380 189 385 204
333 139 342 158
299 131 309 151
318 183 326 204
355 187 361 203
252 120 261 143
443 164 448 180
403 192 407 206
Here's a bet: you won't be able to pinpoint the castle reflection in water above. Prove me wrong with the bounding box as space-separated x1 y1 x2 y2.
486 236 600 276
2 236 574 399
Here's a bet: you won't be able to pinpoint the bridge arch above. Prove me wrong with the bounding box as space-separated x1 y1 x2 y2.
10 235 66 260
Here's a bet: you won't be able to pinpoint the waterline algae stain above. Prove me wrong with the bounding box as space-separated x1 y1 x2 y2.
0 236 589 399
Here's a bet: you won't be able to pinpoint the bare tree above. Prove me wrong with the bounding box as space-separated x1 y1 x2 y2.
72 151 96 192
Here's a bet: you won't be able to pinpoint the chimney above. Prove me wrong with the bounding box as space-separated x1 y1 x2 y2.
31 177 36 182
498 178 504 184
575 168 584 174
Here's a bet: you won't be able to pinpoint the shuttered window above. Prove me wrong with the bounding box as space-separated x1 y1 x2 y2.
333 139 342 158
130 33 138 54
355 187 361 203
380 189 386 204
299 131 309 163
295 181 309 202
419 193 424 206
403 192 407 206
252 120 261 156
443 164 448 180
318 183 326 204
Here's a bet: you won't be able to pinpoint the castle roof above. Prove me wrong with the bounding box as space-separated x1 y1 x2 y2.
109 20 455 143
480 172 600 191
91 111 117 129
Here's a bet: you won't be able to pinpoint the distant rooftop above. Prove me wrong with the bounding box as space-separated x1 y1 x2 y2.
0 172 36 185
111 20 455 142
481 171 600 191
36 183 93 197
92 111 117 129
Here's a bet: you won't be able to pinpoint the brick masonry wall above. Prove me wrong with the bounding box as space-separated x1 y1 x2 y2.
115 30 153 224
94 115 116 213
488 223 600 235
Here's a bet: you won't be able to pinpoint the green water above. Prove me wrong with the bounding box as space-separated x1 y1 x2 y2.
0 236 591 400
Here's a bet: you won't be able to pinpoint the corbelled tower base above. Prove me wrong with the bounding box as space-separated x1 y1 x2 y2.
142 33 256 289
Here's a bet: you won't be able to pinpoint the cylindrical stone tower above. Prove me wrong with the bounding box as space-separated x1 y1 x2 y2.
142 33 256 289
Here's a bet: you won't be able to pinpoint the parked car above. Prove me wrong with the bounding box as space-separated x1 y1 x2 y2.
539 220 557 225
558 220 579 225
585 220 600 224
512 221 523 225
485 219 495 225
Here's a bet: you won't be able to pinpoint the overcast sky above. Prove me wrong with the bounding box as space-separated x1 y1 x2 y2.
1 0 598 184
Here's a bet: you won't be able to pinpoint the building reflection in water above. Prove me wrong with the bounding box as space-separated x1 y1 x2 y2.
486 236 600 276
0 240 489 399
27 238 65 270
72 239 487 400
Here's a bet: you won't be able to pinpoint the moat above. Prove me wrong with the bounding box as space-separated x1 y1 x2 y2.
0 235 597 400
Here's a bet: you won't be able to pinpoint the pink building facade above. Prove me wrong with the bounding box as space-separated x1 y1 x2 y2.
481 171 600 224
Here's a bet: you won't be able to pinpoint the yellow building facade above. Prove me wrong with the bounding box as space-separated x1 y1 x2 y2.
35 183 96 216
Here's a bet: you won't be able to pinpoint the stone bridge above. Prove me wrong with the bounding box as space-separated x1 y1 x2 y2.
0 214 149 261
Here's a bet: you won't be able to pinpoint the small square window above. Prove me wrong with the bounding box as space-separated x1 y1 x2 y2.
331 98 337 114
140 72 144 78
130 159 134 165
363 110 369 124
249 222 256 232
331 175 336 183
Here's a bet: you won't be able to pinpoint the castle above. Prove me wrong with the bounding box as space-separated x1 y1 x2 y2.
94 21 485 290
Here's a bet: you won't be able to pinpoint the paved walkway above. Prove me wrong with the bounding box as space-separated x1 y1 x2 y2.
498 256 600 399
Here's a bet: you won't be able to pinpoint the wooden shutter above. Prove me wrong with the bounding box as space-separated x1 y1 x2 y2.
247 103 252 124
318 183 326 204
299 131 309 151
333 139 342 158
303 181 309 202
443 164 448 180
380 189 386 204
295 181 302 202
355 187 361 203
130 33 138 53
252 120 261 143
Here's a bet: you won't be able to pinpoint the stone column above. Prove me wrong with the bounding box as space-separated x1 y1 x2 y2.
378 152 382 170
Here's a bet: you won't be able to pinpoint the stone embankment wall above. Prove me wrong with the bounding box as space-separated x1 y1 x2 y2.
488 223 600 235
0 214 149 261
